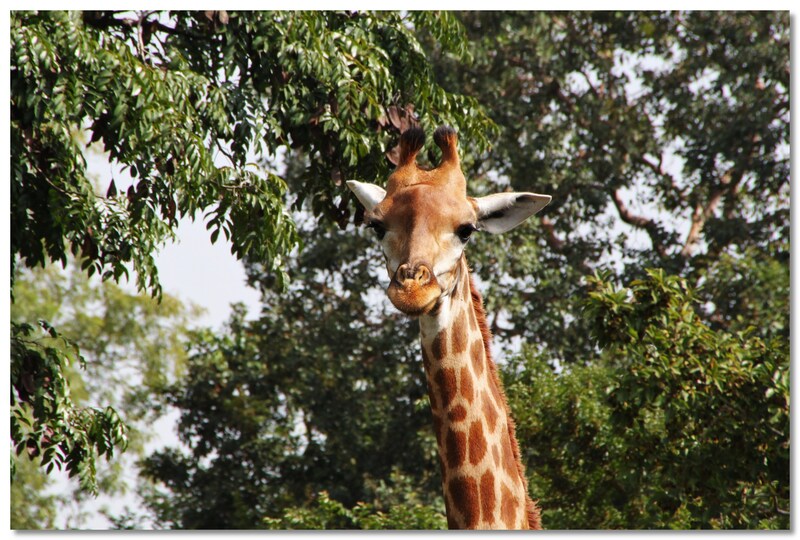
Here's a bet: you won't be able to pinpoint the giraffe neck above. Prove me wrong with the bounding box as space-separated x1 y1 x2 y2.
418 257 539 530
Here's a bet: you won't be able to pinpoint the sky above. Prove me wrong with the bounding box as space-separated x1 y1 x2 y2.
149 216 262 328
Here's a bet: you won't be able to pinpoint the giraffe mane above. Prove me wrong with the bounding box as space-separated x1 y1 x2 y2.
468 272 542 530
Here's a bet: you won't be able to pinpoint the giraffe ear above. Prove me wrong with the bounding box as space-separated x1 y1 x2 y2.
473 192 552 234
346 180 386 212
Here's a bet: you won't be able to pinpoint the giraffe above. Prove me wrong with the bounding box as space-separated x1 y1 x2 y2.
346 126 551 530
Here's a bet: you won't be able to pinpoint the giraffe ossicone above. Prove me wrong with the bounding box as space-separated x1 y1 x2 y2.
346 126 551 530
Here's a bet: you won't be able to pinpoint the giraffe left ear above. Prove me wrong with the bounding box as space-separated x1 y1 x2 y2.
346 180 386 212
473 192 552 234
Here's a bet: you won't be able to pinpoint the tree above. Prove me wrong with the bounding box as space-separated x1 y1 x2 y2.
420 11 789 364
10 10 495 496
10 263 196 527
504 270 788 529
264 490 446 530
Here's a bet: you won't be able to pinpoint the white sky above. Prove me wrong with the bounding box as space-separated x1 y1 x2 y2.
150 217 262 328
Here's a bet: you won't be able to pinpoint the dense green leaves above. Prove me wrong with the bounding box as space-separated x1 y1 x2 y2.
505 271 788 529
10 10 496 297
265 490 446 530
11 319 129 495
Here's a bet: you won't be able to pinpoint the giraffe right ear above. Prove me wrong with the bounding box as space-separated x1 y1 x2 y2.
473 192 552 234
346 180 386 212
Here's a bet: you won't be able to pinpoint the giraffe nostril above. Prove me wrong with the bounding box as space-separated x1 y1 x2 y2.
396 263 411 282
415 265 431 284
396 262 433 286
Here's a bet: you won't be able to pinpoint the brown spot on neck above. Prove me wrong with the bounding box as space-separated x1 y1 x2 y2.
479 471 496 526
451 309 468 354
448 404 467 423
470 339 484 376
501 482 521 529
482 391 500 432
431 329 448 360
459 366 475 404
434 367 457 406
448 475 480 529
468 420 487 465
446 428 466 469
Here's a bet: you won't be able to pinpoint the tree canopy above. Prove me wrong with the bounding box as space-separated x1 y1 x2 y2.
10 10 789 530
10 9 494 498
423 11 788 362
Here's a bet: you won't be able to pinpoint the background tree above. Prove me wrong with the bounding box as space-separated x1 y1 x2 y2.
506 271 788 529
420 11 789 363
10 263 196 528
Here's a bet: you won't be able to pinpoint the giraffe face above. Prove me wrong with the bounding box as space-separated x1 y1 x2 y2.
366 182 478 316
346 126 552 317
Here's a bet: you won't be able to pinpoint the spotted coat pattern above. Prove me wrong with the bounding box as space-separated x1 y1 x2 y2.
419 257 542 530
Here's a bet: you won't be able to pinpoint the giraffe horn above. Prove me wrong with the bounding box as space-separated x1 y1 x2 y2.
398 127 426 167
433 125 459 167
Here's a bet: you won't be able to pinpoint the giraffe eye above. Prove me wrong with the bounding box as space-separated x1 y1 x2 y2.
456 224 477 243
366 220 386 240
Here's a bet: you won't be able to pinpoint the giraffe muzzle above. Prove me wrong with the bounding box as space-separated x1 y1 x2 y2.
388 262 441 316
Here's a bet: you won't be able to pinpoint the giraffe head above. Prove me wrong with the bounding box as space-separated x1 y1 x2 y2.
347 126 551 317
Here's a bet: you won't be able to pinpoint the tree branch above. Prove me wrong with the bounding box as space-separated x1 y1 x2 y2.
680 167 747 259
610 189 667 259
83 11 210 43
540 216 565 252
540 216 593 274
637 154 687 201
680 133 756 259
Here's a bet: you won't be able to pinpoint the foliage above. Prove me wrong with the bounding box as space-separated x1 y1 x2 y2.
422 12 789 364
10 10 495 297
505 270 789 529
264 490 446 530
586 270 788 528
11 319 129 495
10 9 493 503
10 263 195 523
696 247 789 343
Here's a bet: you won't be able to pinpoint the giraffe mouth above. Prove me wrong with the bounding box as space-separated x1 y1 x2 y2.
387 279 442 316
